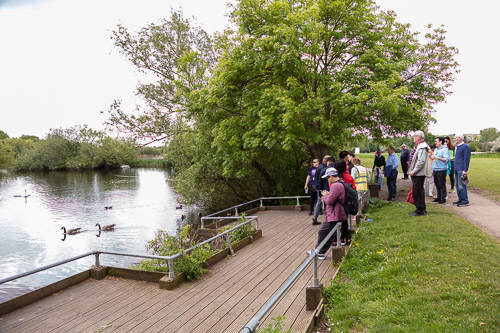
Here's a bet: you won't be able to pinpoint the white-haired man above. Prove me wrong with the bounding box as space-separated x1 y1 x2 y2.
408 130 431 216
453 134 471 206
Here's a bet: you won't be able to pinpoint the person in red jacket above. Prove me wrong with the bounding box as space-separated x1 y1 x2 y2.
334 160 356 190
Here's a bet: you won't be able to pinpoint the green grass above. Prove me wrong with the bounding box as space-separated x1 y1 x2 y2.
323 201 500 332
468 155 500 200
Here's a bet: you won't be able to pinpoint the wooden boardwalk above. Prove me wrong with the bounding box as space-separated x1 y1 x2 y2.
0 210 339 333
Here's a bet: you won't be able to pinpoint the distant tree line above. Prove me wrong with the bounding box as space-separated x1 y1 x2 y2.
0 126 138 170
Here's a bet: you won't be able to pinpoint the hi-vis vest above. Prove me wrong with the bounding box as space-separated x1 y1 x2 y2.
353 166 368 191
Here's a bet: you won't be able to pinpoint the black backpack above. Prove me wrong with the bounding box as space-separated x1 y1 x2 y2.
332 180 359 215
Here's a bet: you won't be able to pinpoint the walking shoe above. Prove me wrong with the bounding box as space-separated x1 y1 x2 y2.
331 242 337 247
391 198 396 202
431 198 440 203
449 189 455 193
437 201 446 205
341 239 347 246
410 211 426 216
429 194 434 197
312 218 321 225
457 202 470 207
452 201 460 205
317 253 325 260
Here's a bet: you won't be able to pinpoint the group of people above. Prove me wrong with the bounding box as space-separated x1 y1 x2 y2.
304 151 370 259
408 131 471 216
305 131 472 258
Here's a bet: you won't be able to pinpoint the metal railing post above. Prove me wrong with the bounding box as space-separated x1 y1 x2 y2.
260 199 263 208
255 218 259 230
94 251 100 268
226 234 235 256
168 258 175 279
336 226 341 247
312 256 319 287
201 217 205 229
296 196 300 206
235 207 239 217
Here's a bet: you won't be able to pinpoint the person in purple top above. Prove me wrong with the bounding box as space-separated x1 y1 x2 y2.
452 134 471 206
304 159 319 215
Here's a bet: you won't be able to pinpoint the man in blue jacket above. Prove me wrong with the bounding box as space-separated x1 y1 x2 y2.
453 134 471 207
384 146 399 201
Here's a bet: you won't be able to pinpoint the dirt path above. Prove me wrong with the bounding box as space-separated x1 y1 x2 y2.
378 176 500 241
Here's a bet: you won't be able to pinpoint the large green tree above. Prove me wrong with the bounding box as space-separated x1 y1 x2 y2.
109 1 459 209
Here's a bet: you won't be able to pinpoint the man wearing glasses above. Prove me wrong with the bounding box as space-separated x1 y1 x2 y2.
453 135 471 207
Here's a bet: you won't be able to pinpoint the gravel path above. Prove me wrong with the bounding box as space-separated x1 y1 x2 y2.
378 176 500 241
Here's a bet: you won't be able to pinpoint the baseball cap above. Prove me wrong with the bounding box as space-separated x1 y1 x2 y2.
322 167 338 178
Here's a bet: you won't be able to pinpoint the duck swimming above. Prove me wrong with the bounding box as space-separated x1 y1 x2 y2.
96 223 116 231
61 226 81 235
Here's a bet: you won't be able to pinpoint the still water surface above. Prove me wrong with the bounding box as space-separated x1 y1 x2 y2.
0 168 197 302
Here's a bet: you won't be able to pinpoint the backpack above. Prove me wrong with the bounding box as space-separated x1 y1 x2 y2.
332 180 359 215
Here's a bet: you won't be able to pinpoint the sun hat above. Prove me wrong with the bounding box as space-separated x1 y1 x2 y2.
322 167 338 178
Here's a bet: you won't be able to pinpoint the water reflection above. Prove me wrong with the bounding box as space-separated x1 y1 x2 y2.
0 168 203 302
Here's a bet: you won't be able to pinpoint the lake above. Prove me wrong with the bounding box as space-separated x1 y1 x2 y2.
0 168 199 302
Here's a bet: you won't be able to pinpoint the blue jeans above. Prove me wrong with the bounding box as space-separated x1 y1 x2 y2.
374 175 383 190
386 174 397 199
313 191 323 219
455 170 469 203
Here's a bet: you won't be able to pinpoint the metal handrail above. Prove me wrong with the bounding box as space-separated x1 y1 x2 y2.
0 252 95 285
240 223 341 333
0 217 258 284
201 196 309 228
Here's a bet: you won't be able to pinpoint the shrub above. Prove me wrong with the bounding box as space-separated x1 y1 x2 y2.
135 225 214 281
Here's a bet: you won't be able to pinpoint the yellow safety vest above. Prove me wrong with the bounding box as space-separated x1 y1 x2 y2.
353 166 368 191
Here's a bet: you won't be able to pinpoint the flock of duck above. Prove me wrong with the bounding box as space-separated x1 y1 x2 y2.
60 223 116 235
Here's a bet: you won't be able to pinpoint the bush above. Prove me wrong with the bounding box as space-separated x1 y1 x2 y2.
135 225 214 281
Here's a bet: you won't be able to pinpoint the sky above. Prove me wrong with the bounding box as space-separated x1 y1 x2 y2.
1 0 499 139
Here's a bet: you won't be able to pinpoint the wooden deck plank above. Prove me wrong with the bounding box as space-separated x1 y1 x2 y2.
0 210 342 333
1 277 136 333
52 280 161 333
149 211 313 332
119 211 295 332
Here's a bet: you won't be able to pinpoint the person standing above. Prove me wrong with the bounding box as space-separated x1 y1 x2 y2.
445 136 455 193
307 167 347 260
384 146 399 201
312 156 335 225
408 130 431 216
453 134 471 207
304 159 320 215
431 137 450 204
372 149 385 191
351 157 371 192
400 144 411 179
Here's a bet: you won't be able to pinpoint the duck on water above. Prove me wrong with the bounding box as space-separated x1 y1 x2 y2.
61 226 81 235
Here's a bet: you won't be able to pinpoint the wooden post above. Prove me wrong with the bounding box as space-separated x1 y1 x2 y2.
306 283 323 311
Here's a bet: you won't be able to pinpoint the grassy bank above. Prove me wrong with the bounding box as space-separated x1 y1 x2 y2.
131 158 170 168
469 154 500 200
323 201 500 332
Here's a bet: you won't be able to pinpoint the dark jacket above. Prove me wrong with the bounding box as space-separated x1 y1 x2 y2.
400 148 410 162
318 162 336 191
312 163 326 190
454 143 471 172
